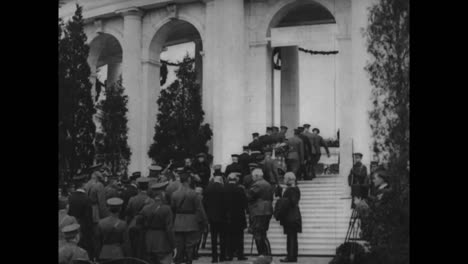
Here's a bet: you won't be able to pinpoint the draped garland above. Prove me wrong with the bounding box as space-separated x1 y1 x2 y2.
273 47 339 70
160 58 196 86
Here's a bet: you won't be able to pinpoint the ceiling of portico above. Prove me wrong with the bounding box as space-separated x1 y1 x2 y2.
275 2 335 28
96 34 123 68
162 20 201 48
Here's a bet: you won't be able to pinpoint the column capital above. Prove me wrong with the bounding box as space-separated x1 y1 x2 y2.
142 59 162 67
115 7 143 18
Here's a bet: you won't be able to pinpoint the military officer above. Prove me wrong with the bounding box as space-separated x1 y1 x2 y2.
260 148 280 188
286 129 305 177
309 127 331 179
297 126 312 179
259 127 274 149
87 170 108 222
59 197 78 243
59 224 89 264
96 198 129 261
348 153 369 208
247 168 274 256
126 177 151 258
137 181 175 264
249 132 263 152
171 173 208 264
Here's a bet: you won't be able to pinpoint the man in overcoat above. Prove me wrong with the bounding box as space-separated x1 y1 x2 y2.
203 175 227 262
171 173 208 264
224 173 248 261
286 129 305 177
247 168 274 256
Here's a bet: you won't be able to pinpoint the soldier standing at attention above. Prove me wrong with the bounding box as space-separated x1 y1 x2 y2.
171 173 208 264
59 224 89 264
247 168 274 256
138 181 175 264
96 198 129 261
348 153 368 208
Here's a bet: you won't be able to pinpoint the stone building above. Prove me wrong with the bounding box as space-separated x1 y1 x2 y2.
59 0 376 176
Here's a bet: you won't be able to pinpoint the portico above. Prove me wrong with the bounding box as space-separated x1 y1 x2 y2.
60 0 375 175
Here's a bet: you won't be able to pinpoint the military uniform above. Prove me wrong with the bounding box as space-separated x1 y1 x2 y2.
171 179 208 264
286 132 305 177
97 198 129 261
126 177 151 259
136 181 174 264
120 179 138 219
247 177 274 256
239 147 253 177
59 224 89 264
249 133 263 153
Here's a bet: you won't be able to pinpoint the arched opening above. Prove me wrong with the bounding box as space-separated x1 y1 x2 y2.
144 19 205 159
87 33 123 164
267 1 338 143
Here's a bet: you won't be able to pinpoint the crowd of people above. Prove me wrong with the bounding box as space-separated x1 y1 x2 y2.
58 124 339 264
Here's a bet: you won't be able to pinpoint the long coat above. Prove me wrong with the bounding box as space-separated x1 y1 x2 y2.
120 184 138 219
287 136 305 164
88 181 109 221
68 190 93 237
261 157 280 184
96 216 129 260
138 199 175 254
203 182 227 223
247 179 274 217
224 183 247 230
125 192 151 224
279 186 302 234
193 162 211 188
171 185 208 232
238 152 253 176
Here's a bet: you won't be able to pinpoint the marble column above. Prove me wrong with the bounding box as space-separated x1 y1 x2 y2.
247 41 273 142
118 7 144 174
141 59 160 171
350 0 376 168
209 0 246 167
280 46 300 139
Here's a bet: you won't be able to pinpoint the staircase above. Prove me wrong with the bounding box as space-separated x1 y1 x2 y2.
200 174 351 256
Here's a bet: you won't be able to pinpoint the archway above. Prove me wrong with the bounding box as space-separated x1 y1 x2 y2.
144 19 205 162
267 1 337 141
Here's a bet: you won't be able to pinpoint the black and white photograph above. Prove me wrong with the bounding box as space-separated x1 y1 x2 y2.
58 0 409 263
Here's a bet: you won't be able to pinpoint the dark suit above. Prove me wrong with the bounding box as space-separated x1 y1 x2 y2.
238 152 252 177
96 216 129 260
192 162 211 189
249 139 263 152
171 185 207 264
126 192 151 259
287 136 305 177
279 187 302 260
310 134 330 178
138 198 175 264
203 182 227 261
225 162 243 179
247 178 273 256
262 157 280 185
68 189 95 259
259 134 273 149
120 184 138 219
224 183 248 259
